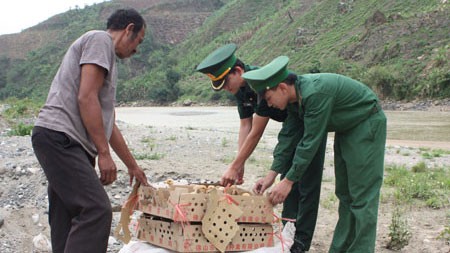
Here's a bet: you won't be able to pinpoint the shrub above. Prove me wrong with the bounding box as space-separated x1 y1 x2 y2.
438 223 450 245
387 207 411 250
363 65 396 99
2 97 41 121
411 161 427 172
8 122 34 136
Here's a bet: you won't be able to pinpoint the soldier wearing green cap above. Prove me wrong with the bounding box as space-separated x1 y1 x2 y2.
196 45 327 252
245 56 386 253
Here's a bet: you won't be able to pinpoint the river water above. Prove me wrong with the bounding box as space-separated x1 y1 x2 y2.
115 106 450 149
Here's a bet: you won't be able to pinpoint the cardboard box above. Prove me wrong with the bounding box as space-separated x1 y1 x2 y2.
137 215 274 252
138 185 273 223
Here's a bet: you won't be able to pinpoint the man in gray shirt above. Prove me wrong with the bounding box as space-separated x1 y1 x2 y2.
31 9 148 253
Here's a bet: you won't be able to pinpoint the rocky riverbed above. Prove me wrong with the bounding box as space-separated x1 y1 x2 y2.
0 100 449 252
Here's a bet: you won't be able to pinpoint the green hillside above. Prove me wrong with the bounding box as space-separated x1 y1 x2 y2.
0 0 448 104
173 0 450 103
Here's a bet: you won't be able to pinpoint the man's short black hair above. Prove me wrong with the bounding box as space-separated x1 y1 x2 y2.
107 8 146 36
229 58 245 74
284 73 297 85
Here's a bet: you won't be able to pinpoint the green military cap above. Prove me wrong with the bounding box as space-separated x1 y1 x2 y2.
242 56 290 94
196 43 237 91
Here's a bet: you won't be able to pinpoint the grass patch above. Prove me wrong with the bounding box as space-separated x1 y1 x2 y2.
166 135 177 141
2 98 41 121
221 155 234 164
8 122 33 136
133 152 164 160
438 226 450 245
320 192 338 210
221 137 229 147
141 136 156 143
421 149 449 159
141 136 156 149
438 211 450 245
384 164 450 209
418 147 430 152
2 98 40 136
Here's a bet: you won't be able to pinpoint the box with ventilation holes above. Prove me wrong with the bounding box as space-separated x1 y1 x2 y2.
137 184 273 224
137 214 274 253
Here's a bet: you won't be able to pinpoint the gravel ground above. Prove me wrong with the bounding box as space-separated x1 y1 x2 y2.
0 102 449 252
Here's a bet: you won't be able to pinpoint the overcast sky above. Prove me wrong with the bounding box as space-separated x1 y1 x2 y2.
0 0 109 35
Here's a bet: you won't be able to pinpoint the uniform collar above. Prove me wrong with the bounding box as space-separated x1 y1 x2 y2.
294 76 304 114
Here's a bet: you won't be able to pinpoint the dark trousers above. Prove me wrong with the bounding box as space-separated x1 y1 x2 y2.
281 136 327 251
31 126 112 253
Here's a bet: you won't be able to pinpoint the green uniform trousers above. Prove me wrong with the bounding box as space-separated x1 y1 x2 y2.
281 137 327 251
329 108 386 253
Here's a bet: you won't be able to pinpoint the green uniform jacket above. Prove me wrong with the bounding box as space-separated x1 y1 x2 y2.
236 65 287 122
271 73 380 181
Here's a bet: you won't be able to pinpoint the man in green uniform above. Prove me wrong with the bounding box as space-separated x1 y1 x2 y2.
245 56 386 253
196 44 326 252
